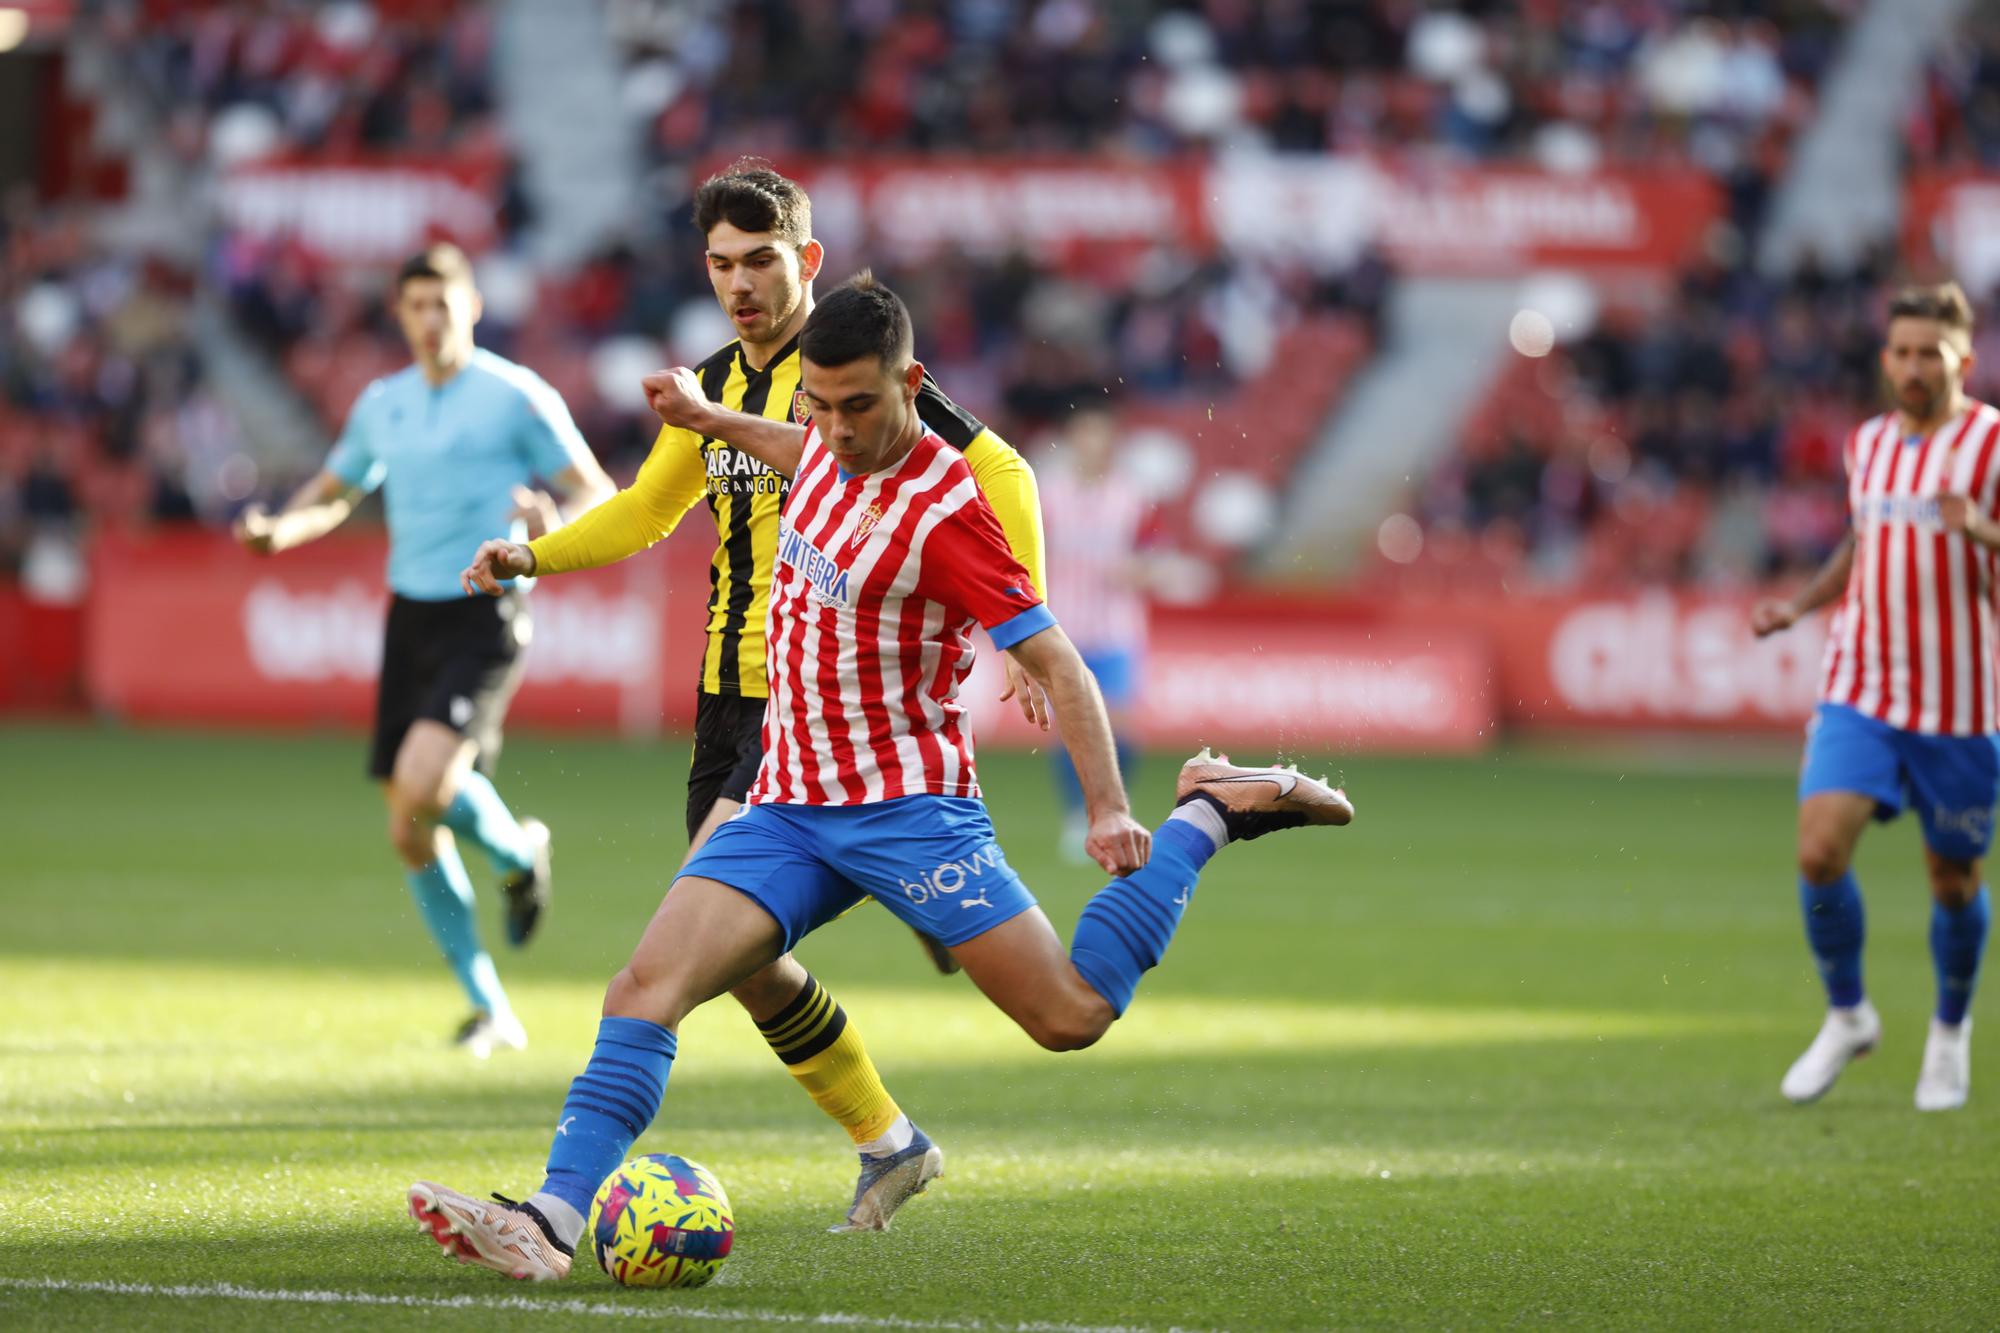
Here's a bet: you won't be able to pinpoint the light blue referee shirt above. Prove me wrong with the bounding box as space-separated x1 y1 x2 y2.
327 348 594 601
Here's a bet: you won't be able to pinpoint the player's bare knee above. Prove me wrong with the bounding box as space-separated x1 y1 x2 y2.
389 766 449 820
384 804 436 868
1929 861 1981 908
1027 993 1115 1052
729 958 807 1022
604 963 696 1029
1797 836 1850 888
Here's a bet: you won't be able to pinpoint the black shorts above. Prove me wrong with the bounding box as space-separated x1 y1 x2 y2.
686 691 767 839
369 591 530 781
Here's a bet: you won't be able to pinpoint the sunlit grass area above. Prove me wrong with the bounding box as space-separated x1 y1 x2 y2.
1 725 1994 1329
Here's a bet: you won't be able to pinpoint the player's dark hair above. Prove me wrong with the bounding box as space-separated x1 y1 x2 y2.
692 157 812 249
800 272 913 371
1888 281 1975 342
396 243 475 293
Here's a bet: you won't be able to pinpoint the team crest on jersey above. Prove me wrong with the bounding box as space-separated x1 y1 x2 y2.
850 502 886 549
792 389 812 425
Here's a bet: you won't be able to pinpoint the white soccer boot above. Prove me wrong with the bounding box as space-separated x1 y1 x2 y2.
1780 1000 1881 1104
1915 1017 1972 1112
1175 749 1354 840
409 1181 572 1280
453 1010 528 1059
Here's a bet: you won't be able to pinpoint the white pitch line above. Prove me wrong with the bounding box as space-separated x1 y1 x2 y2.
0 1277 1212 1333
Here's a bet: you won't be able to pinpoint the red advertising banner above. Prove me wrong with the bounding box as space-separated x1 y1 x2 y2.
72 533 1830 746
0 586 83 711
1390 590 1824 734
218 149 506 264
83 528 713 733
762 154 1720 274
777 156 1211 266
960 616 1494 753
75 531 1497 753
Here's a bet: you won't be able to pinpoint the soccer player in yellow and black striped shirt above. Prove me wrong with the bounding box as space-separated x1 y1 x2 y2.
461 160 1046 1232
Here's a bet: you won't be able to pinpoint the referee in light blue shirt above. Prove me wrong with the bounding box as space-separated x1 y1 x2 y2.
234 245 614 1057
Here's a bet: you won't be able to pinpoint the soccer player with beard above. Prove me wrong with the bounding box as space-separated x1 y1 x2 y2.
1754 282 1999 1110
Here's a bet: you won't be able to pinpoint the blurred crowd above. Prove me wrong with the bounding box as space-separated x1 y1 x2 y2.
6 0 1990 595
107 0 500 164
1914 12 2000 167
1415 243 1904 589
617 0 1835 172
0 187 241 598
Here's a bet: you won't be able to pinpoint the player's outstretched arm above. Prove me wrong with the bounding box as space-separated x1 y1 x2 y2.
233 469 361 556
643 366 806 478
1751 533 1854 637
1008 625 1150 876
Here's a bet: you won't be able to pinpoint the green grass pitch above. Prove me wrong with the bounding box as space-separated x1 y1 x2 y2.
1 723 1994 1330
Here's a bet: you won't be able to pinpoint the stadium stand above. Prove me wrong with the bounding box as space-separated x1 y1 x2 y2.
0 0 1981 589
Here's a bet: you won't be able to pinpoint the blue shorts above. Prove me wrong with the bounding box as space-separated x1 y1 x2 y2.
1081 648 1141 710
678 795 1038 950
1799 703 2000 861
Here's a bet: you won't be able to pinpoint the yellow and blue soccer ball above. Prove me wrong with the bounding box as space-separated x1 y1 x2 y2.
585 1153 734 1288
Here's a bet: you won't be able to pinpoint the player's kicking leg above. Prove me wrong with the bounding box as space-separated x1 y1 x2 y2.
384 722 525 1056
972 751 1348 1047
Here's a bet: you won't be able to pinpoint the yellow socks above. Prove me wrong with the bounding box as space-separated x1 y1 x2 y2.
756 973 902 1147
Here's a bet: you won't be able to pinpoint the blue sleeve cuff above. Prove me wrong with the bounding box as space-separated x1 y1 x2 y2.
987 602 1056 651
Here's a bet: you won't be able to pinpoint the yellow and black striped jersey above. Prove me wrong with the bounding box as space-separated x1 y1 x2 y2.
528 334 1046 699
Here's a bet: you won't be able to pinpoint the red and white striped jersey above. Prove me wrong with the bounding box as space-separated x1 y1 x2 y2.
1820 401 2000 734
747 424 1054 805
1040 458 1152 654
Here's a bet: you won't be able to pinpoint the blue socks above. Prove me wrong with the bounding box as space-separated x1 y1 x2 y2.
406 844 510 1016
1799 872 1866 1008
1070 818 1216 1015
1799 871 1989 1023
1932 886 1990 1026
536 1017 677 1219
439 771 534 877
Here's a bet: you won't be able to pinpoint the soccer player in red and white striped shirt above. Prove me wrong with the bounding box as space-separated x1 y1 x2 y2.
1753 282 1997 1112
1040 405 1159 861
407 277 1353 1281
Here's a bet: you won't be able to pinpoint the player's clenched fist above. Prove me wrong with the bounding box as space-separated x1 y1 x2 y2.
1937 492 1990 540
1086 810 1151 878
1749 598 1798 638
642 366 713 434
462 539 534 596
